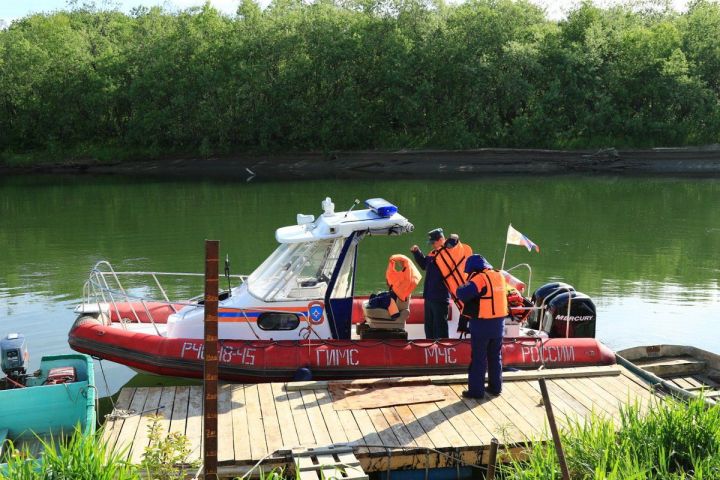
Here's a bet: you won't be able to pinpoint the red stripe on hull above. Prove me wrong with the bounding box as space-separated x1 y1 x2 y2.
69 321 615 382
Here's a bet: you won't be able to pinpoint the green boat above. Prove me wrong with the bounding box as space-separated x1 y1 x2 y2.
1 333 96 460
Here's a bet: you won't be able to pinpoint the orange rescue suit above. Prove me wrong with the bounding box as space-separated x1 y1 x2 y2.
385 254 422 317
468 270 509 319
386 254 422 301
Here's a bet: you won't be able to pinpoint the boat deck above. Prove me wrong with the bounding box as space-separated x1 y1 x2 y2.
633 355 720 399
103 365 659 478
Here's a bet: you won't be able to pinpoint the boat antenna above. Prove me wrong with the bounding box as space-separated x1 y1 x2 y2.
225 254 232 297
344 199 360 218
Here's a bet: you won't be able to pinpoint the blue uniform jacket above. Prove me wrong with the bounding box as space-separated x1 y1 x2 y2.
411 249 450 303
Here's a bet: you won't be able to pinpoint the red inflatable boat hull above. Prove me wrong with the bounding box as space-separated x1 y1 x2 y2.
68 319 616 382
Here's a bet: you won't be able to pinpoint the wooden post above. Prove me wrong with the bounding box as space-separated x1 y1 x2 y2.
538 378 570 480
204 240 219 480
486 438 498 480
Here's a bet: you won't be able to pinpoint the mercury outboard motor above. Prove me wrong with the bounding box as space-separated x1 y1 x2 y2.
528 282 575 330
1 333 28 388
546 291 596 338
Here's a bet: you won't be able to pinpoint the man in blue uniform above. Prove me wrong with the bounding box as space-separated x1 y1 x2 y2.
456 255 508 399
410 228 450 339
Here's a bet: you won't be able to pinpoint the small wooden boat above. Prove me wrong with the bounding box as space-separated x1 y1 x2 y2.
1 334 96 460
616 344 720 403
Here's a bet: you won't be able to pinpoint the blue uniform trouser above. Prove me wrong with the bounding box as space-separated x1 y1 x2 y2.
424 300 449 339
468 317 505 396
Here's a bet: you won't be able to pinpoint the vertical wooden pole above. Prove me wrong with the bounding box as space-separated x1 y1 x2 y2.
486 438 498 480
204 240 219 480
538 378 570 480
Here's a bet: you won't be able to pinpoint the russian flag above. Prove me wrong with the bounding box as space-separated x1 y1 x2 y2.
506 224 540 253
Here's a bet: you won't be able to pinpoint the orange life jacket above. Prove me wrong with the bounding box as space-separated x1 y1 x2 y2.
386 254 422 302
468 269 508 319
434 241 473 308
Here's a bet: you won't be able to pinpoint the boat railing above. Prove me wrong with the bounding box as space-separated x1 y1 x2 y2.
505 263 533 296
81 261 246 336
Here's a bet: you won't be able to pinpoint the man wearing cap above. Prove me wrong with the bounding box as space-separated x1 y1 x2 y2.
410 228 450 339
456 254 509 399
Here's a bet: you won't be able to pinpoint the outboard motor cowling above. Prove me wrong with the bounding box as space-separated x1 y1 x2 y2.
528 282 575 329
546 292 596 338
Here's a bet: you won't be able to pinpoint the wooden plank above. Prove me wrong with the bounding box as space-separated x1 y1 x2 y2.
102 387 136 453
313 388 349 445
489 386 543 439
570 377 624 419
365 407 401 447
258 383 284 453
524 379 587 426
156 387 177 433
244 384 268 459
185 385 204 464
130 387 164 465
218 383 235 463
229 385 250 464
285 385 317 448
392 404 433 450
169 386 190 437
350 408 384 454
634 357 705 377
447 383 513 442
113 387 149 460
430 386 484 446
430 365 621 385
407 399 452 448
299 386 332 447
335 405 366 449
379 407 418 448
500 382 549 435
270 381 300 450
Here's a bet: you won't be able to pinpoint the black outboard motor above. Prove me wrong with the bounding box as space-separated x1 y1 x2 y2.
546 291 597 338
1 333 28 388
528 282 575 330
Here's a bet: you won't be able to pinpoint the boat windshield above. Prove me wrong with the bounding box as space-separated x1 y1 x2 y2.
248 238 355 302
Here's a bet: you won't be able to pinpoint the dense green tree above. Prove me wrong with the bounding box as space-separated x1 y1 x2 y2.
1 0 719 162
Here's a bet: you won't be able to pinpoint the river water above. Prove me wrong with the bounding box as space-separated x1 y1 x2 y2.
1 174 719 395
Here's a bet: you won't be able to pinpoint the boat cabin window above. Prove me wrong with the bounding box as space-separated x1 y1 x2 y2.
257 312 300 330
248 238 354 301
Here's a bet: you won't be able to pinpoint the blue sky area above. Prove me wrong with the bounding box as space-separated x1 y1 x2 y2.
0 0 691 24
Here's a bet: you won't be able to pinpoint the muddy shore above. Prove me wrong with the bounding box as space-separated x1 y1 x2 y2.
4 146 720 180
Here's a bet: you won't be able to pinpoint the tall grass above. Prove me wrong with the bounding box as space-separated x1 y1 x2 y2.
0 427 137 480
500 396 720 479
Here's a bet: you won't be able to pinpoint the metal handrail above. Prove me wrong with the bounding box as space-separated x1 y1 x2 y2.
505 263 532 296
81 261 248 336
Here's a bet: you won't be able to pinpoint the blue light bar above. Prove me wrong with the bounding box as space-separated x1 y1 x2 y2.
365 198 398 218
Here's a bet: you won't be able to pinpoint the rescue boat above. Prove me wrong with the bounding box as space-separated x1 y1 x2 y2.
68 197 615 382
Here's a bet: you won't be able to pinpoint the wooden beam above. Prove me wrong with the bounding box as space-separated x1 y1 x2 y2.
204 240 219 479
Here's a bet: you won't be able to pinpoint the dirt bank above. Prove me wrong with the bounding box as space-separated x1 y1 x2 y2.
4 146 720 180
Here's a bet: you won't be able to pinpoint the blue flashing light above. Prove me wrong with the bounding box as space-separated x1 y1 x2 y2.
365 198 398 218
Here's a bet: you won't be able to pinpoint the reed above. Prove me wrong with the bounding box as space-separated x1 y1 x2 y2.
0 427 137 480
500 396 720 479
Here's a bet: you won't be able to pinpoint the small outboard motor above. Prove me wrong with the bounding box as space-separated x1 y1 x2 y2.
528 282 575 330
1 333 28 387
545 291 597 338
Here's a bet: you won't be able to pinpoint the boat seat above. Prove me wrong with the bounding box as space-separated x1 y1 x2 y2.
363 296 410 330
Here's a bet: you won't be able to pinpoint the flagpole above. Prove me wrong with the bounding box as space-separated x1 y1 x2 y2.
501 224 510 271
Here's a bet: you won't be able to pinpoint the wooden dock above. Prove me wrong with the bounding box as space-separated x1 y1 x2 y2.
103 365 660 478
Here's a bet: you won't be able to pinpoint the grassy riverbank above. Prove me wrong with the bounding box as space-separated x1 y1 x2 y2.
2 0 720 165
500 395 720 479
